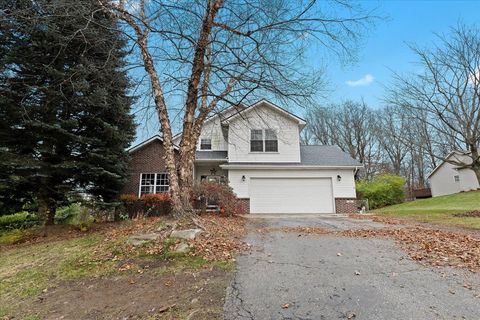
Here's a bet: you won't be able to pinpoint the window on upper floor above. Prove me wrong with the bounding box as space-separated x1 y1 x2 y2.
200 138 212 150
139 173 169 196
250 129 278 152
265 129 278 152
250 129 263 152
454 175 460 182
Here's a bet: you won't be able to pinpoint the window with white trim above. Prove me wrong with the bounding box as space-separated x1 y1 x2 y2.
250 129 278 152
200 138 212 150
250 129 263 152
139 173 169 196
454 175 460 182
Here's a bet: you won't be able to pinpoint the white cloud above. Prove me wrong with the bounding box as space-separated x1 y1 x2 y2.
346 74 374 87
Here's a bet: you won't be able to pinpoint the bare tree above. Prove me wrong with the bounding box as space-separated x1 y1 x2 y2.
97 0 376 215
305 100 379 179
387 24 480 184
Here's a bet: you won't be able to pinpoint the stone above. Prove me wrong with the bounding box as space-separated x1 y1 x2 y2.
126 232 161 246
170 229 203 240
174 243 190 253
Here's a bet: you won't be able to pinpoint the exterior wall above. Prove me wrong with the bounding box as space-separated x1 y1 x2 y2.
194 164 227 181
197 117 228 151
227 168 356 199
227 103 301 163
335 198 361 214
430 157 480 197
123 140 169 196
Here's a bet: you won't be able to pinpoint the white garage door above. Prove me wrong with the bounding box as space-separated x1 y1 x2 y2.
250 177 334 214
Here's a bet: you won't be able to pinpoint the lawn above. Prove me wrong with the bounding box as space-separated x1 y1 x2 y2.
0 215 245 319
374 190 480 229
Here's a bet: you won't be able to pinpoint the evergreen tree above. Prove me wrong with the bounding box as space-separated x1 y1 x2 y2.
0 0 135 223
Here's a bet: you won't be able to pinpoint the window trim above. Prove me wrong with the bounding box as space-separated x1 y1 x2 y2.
250 129 278 153
138 172 169 197
200 138 212 150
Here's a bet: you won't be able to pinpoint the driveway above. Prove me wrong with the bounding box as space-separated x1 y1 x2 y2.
224 215 480 320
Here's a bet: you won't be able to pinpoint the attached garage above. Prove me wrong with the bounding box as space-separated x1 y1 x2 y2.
249 177 334 214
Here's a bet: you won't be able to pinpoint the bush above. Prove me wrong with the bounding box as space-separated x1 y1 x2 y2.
119 193 171 218
356 174 406 209
191 182 246 215
0 212 38 231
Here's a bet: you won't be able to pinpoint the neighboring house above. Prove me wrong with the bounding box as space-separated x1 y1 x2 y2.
124 100 362 214
428 151 480 197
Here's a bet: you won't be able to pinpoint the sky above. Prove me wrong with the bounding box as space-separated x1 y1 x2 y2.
131 0 480 144
323 0 480 109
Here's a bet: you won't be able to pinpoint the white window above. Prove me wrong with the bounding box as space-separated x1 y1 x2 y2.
200 138 212 150
250 129 263 152
139 173 169 196
250 129 278 152
265 129 278 152
454 175 460 182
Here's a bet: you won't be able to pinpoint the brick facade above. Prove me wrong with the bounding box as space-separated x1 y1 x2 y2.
122 140 171 195
335 198 361 214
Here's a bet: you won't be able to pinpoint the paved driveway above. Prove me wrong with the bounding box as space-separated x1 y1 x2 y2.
224 215 480 320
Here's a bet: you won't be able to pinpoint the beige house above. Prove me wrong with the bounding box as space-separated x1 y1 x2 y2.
428 151 480 197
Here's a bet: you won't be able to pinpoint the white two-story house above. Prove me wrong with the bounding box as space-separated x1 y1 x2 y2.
124 100 362 214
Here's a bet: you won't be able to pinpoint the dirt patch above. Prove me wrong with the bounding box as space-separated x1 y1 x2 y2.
454 210 480 218
259 226 480 273
21 267 229 320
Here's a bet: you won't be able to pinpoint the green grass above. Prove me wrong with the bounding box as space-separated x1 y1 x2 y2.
374 190 480 228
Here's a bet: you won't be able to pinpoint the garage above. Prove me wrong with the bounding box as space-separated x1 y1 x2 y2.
249 177 334 214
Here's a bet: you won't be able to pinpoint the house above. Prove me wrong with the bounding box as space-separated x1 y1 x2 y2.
123 100 362 214
428 151 480 197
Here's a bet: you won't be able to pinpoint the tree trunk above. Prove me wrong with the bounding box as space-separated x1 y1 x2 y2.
470 147 480 186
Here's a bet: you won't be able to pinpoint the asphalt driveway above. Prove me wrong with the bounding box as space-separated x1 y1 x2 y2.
224 215 480 320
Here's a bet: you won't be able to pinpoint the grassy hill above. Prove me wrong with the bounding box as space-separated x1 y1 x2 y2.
374 191 480 229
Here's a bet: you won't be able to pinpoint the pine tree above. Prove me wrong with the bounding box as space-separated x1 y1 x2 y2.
0 0 135 223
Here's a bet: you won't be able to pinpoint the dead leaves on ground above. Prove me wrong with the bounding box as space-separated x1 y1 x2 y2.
257 225 480 272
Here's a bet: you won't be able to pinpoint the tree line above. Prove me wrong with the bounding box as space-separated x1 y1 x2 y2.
302 24 480 189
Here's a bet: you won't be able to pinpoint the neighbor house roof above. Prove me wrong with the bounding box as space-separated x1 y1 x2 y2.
195 150 228 161
220 145 362 168
127 134 179 153
427 150 470 179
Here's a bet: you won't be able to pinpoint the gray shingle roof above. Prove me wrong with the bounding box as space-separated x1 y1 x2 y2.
299 145 361 166
223 145 361 167
195 150 228 161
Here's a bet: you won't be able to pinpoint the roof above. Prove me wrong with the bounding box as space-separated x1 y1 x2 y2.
427 150 470 179
127 135 179 153
195 150 228 161
221 145 362 168
222 99 307 127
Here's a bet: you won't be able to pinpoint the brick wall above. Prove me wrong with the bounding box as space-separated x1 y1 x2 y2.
122 140 170 195
237 198 250 214
335 198 361 214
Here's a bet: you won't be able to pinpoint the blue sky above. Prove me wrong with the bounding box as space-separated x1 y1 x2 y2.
131 0 480 144
323 0 480 109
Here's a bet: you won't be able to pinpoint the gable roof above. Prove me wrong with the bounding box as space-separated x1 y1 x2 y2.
427 150 470 179
221 99 307 127
127 135 179 153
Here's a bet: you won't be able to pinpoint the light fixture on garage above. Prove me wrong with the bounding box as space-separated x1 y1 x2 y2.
337 175 342 182
241 175 246 182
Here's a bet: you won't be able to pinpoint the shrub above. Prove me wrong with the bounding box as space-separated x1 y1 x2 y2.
356 174 406 209
119 193 171 218
191 182 246 215
0 212 38 231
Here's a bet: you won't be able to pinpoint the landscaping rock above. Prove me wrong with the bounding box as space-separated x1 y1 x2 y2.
170 229 203 240
174 243 190 253
127 233 161 246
